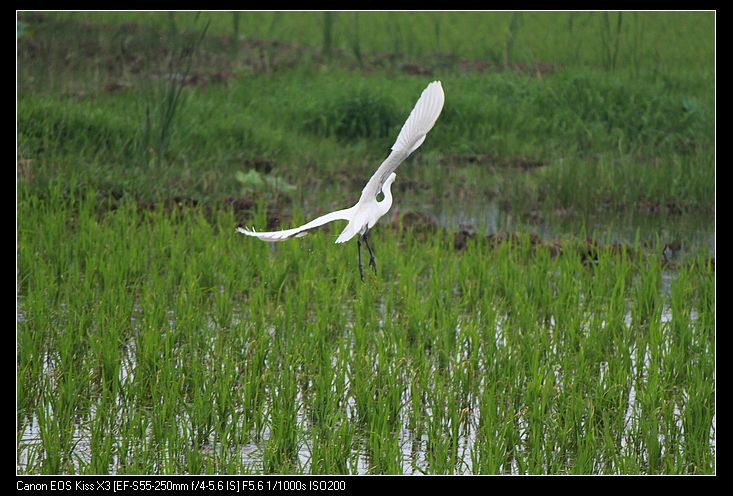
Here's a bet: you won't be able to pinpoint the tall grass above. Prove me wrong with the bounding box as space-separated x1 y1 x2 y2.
48 11 713 75
17 12 714 215
504 12 523 67
136 14 210 167
599 12 624 71
17 67 714 214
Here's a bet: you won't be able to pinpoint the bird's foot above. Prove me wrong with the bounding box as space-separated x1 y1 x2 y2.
369 256 377 274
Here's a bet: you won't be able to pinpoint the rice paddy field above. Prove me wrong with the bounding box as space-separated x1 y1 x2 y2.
17 11 715 475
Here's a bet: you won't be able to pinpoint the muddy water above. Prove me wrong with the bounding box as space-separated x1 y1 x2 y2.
435 200 715 259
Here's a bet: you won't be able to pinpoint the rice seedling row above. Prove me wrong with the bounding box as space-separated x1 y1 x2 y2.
17 184 715 474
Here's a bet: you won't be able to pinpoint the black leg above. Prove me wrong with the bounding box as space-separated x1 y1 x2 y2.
363 232 377 274
357 238 364 281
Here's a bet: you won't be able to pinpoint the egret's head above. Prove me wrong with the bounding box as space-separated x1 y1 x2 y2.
377 173 397 202
377 173 397 205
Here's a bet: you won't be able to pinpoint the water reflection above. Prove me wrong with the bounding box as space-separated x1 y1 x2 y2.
434 200 715 258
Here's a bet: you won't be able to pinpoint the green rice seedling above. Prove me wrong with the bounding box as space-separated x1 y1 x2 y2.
17 185 716 473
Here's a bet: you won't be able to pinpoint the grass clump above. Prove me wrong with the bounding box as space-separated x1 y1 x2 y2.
303 87 399 141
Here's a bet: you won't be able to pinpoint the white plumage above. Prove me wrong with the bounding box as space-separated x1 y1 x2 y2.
237 81 445 277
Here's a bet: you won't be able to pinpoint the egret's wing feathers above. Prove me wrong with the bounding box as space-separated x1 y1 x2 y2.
237 207 354 242
391 81 445 155
359 81 445 201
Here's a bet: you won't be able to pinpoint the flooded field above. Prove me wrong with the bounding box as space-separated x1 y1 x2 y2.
437 201 715 258
17 188 715 474
17 303 715 474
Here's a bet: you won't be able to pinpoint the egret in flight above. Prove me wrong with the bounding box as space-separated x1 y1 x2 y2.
238 81 445 280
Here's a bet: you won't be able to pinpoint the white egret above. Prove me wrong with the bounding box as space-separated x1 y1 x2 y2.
238 80 445 280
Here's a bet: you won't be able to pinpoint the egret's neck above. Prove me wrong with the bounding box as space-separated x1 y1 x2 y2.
377 181 394 217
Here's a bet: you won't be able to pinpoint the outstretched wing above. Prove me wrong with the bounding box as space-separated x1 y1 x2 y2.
358 80 445 203
237 207 354 242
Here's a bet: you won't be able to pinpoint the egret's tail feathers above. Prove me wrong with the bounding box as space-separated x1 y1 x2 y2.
335 223 357 244
391 81 444 156
238 207 355 243
237 226 294 242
